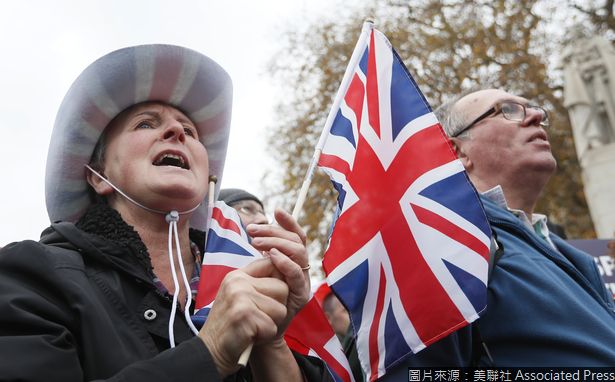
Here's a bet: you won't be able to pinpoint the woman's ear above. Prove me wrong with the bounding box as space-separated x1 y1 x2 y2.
86 167 113 196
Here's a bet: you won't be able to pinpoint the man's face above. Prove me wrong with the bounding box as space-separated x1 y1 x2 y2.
232 199 268 226
453 89 556 191
324 294 350 338
97 102 210 212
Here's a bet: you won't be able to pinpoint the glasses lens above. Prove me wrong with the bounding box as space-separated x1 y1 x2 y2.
501 102 525 122
238 205 265 216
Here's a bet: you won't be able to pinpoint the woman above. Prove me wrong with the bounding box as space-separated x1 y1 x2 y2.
0 45 329 381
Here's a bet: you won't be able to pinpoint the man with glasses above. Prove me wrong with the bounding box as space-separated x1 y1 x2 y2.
382 89 615 376
219 188 269 226
427 88 615 366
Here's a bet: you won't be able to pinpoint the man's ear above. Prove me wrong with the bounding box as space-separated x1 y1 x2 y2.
86 168 113 196
451 138 472 170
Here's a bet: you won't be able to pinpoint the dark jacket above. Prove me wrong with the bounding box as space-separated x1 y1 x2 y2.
0 204 329 381
477 196 615 365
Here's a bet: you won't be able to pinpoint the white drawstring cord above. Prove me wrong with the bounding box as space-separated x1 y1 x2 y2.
85 165 204 348
166 212 181 347
172 214 200 336
165 211 199 347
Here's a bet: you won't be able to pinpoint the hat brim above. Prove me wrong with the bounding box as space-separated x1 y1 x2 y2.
45 44 232 229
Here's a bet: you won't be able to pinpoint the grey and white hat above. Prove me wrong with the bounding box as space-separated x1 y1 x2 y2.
45 44 233 228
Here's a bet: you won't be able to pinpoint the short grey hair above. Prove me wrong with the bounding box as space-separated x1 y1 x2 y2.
434 87 486 138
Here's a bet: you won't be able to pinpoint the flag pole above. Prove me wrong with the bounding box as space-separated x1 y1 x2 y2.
291 20 374 220
203 175 218 248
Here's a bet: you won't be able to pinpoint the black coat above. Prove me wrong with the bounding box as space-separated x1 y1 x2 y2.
0 204 329 381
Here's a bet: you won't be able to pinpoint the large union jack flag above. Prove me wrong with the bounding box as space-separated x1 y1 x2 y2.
319 24 492 380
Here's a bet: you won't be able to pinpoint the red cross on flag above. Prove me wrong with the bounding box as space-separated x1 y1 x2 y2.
318 22 492 381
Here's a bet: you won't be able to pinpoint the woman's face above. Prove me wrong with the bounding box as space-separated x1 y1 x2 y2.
93 102 209 213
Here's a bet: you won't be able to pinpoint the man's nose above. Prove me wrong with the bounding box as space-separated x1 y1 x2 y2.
522 107 545 127
252 212 269 225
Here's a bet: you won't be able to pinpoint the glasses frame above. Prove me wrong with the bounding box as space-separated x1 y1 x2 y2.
452 101 548 138
236 204 266 217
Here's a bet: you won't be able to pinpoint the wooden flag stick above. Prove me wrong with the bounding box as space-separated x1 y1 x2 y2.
237 343 253 367
203 175 218 250
291 20 373 219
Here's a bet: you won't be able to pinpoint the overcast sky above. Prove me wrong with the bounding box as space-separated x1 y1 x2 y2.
0 0 343 245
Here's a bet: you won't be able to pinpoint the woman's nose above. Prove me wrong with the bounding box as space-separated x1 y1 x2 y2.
162 122 186 143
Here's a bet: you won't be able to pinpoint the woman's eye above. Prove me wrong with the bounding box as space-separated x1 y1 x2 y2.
137 121 153 129
184 127 196 138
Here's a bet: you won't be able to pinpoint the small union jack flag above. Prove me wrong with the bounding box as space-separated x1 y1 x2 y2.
192 201 263 326
191 202 354 382
286 295 356 382
319 23 492 380
289 282 358 382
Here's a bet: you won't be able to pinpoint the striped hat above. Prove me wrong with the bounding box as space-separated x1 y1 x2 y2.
45 44 233 229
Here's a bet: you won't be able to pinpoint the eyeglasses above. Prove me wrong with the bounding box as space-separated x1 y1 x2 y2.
452 101 549 137
235 203 266 217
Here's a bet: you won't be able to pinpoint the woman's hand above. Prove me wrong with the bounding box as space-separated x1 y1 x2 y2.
198 258 289 377
199 208 310 379
246 208 311 335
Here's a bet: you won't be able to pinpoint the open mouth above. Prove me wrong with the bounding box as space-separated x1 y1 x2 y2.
153 152 190 170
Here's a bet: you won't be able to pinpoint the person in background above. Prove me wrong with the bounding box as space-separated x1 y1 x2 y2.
322 291 350 340
0 44 331 381
432 87 615 365
311 282 362 382
219 188 269 226
381 87 615 376
322 289 364 382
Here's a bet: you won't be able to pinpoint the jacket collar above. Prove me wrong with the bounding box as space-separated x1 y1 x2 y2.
75 200 153 274
40 201 156 283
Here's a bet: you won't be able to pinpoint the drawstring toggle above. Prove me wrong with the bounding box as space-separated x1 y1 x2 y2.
165 210 180 223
